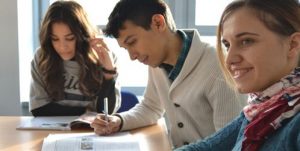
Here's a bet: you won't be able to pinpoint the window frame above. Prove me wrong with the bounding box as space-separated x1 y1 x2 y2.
21 0 219 102
168 0 217 36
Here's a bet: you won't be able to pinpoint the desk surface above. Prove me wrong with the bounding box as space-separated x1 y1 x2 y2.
0 116 172 151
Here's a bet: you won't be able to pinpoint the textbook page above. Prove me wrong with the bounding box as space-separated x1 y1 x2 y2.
16 112 97 130
16 116 79 130
41 132 141 151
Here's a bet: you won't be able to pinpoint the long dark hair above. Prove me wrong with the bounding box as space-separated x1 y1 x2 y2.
39 1 103 101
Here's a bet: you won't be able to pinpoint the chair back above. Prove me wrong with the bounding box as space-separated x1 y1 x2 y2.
118 91 139 112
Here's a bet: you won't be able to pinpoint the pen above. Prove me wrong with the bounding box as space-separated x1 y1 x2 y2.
104 97 108 123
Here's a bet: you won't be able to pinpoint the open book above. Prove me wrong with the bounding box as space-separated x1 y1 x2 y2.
16 112 98 131
41 132 141 151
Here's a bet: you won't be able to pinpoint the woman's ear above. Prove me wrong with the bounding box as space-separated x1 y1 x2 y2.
288 32 300 58
151 14 166 31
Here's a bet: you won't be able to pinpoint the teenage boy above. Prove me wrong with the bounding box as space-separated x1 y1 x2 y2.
91 0 246 148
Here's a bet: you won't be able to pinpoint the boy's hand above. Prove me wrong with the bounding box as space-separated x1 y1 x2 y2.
90 114 121 135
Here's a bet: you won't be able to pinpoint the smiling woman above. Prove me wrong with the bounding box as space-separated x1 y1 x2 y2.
176 0 300 150
221 7 293 93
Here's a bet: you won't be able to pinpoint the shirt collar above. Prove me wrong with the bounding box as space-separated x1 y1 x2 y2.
160 30 192 82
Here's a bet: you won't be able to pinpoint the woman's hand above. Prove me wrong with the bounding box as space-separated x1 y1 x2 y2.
89 37 116 79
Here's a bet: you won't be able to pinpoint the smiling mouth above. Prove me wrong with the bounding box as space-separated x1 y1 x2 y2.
232 68 252 79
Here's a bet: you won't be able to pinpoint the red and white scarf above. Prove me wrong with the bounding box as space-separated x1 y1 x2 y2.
242 68 300 151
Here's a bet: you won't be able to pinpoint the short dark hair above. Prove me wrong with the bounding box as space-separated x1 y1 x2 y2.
104 0 176 38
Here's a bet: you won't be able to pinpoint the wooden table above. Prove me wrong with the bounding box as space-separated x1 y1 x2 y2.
0 116 172 151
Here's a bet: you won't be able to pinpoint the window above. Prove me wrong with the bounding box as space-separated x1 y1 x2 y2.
18 0 148 103
195 0 232 26
194 0 233 46
166 0 232 45
18 0 234 102
18 0 34 103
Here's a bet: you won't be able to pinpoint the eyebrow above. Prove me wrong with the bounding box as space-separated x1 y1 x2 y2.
235 32 259 38
222 32 259 43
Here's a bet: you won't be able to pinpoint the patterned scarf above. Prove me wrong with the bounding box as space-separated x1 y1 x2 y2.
242 67 300 151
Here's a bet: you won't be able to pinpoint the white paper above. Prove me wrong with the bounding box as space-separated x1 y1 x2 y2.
41 132 140 151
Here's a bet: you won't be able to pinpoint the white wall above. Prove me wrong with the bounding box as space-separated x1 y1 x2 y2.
0 0 21 115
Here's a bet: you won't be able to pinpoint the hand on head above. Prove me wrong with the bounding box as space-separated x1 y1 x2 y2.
90 114 121 135
89 37 116 79
89 37 115 69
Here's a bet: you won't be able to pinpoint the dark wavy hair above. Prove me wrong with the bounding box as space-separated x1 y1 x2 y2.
38 1 103 101
216 0 300 88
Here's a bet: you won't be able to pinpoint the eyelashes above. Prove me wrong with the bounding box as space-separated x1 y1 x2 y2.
221 38 256 51
51 36 76 42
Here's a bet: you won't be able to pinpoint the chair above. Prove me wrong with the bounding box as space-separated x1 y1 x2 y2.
118 91 139 113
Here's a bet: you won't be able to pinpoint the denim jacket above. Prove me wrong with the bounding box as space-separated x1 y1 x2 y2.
175 112 300 151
